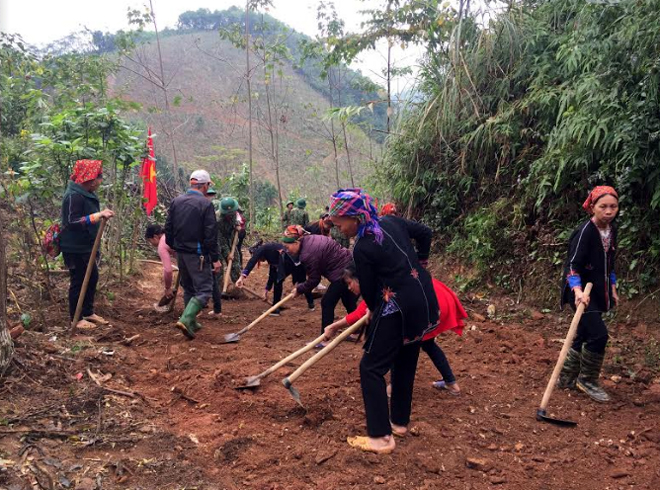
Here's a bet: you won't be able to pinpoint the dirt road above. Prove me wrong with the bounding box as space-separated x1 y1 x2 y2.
1 263 659 489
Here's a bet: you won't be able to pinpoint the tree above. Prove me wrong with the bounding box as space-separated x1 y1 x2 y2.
0 210 14 377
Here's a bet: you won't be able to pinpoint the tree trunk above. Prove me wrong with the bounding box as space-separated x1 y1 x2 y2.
246 1 255 229
149 0 180 192
0 212 15 377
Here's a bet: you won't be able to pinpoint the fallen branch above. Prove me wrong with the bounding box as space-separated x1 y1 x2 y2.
122 334 141 346
87 367 139 399
137 259 179 271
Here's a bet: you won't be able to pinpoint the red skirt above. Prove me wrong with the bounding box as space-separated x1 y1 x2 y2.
423 278 466 341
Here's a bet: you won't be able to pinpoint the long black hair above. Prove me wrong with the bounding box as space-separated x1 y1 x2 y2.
145 224 164 239
343 261 357 281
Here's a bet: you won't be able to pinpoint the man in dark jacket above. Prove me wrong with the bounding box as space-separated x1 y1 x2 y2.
281 226 357 338
60 159 115 330
165 169 221 339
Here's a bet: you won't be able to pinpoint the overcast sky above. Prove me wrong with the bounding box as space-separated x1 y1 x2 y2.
0 0 425 92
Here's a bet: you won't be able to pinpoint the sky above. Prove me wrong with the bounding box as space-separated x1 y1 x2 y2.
0 0 424 93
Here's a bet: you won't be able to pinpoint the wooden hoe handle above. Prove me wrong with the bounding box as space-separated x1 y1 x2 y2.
257 332 328 380
71 218 107 329
539 282 593 411
237 292 295 336
286 316 367 385
223 231 240 293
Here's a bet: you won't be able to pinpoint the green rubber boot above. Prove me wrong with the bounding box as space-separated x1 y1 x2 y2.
557 348 581 389
176 297 204 340
576 347 610 403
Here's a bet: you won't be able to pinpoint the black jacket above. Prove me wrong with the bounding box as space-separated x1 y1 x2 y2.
165 190 219 262
561 219 617 312
353 216 439 346
243 242 284 276
60 181 101 254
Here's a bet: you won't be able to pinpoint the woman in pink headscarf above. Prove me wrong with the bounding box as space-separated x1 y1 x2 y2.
558 186 619 403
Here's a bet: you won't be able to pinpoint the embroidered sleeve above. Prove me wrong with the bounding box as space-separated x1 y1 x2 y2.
65 194 101 231
567 272 582 290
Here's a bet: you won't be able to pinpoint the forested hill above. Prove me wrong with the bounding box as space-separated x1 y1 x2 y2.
100 7 386 208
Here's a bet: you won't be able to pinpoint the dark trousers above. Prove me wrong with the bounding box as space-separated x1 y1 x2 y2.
360 313 421 437
63 252 98 320
320 279 358 333
421 339 455 383
572 311 608 354
276 257 314 307
210 271 222 313
178 253 213 307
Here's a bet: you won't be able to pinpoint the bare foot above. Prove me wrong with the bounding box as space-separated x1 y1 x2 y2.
83 314 109 325
347 435 395 454
390 423 407 437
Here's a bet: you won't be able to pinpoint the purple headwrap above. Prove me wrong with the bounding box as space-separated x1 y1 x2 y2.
328 188 383 243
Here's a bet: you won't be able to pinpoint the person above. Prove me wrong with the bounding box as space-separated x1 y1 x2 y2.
558 186 620 403
324 263 465 395
205 188 222 316
165 169 221 339
60 159 115 330
145 224 176 302
235 242 315 315
329 188 439 455
282 201 295 230
306 214 350 249
290 198 309 227
235 206 247 267
216 197 243 286
281 225 357 340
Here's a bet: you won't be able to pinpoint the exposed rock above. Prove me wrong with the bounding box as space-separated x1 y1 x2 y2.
465 457 491 472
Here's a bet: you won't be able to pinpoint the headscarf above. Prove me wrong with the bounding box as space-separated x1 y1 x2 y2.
328 188 383 243
281 225 308 243
582 186 618 214
71 159 103 184
381 202 397 216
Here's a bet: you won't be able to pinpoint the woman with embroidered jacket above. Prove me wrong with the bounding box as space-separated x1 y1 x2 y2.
60 159 115 330
558 186 619 403
329 188 439 455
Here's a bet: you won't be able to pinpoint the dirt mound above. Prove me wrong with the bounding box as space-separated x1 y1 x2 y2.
1 262 660 489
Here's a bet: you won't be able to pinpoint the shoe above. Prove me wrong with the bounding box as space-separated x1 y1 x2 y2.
314 341 328 349
307 304 316 311
557 348 581 389
207 310 222 317
269 309 281 317
576 347 610 403
176 297 204 340
347 435 395 454
75 319 97 330
432 380 461 395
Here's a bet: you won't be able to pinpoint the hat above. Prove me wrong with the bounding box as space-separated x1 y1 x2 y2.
286 201 294 206
190 169 212 184
282 225 308 243
296 198 307 209
220 197 239 215
206 187 218 196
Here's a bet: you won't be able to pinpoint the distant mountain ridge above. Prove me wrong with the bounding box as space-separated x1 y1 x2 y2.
102 8 385 207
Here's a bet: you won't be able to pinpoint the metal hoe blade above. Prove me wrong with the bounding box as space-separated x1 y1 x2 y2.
282 378 303 408
235 376 261 390
221 332 241 344
536 409 577 427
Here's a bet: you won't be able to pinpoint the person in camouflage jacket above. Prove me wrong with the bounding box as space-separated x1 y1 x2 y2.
216 197 243 284
290 198 309 227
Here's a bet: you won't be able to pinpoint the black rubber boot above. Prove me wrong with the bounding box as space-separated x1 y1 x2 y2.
576 347 610 402
557 348 581 389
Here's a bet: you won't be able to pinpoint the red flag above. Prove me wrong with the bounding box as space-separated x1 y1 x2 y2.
140 127 157 215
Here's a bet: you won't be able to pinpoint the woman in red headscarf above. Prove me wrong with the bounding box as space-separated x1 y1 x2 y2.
558 186 619 403
60 160 115 329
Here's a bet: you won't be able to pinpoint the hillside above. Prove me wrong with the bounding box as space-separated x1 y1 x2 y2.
110 30 381 208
